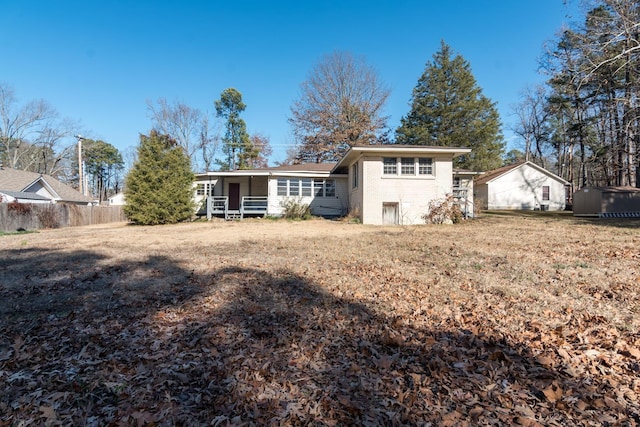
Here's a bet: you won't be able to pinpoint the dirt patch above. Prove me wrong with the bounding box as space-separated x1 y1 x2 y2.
1 216 639 425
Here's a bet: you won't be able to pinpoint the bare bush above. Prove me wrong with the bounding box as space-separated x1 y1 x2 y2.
7 201 32 216
37 205 60 228
422 194 463 224
281 198 311 220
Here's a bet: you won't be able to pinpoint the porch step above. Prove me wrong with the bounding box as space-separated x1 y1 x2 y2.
226 210 242 220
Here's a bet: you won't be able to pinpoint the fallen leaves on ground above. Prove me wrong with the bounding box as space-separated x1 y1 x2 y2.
1 216 639 425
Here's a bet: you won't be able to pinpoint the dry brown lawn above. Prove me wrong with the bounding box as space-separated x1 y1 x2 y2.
1 214 639 426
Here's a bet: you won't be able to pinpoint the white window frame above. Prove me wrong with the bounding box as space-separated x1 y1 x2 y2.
383 157 397 175
419 158 434 175
401 157 415 175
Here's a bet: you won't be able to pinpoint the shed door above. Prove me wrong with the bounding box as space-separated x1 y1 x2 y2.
229 183 240 210
382 202 399 225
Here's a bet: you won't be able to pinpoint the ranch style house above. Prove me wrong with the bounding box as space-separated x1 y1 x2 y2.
194 145 472 225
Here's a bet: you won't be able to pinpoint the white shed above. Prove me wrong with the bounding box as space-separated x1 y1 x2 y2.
474 161 569 211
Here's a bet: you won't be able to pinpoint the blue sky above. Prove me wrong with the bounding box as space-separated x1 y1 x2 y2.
1 1 580 167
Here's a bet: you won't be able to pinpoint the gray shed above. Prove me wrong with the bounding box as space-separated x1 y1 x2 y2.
573 186 640 217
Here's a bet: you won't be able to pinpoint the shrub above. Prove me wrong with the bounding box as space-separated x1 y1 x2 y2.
7 201 32 216
422 194 463 224
281 198 311 220
124 131 195 225
37 205 60 229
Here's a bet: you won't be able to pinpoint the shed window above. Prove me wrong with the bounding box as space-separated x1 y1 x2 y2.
196 184 206 196
401 158 415 175
542 186 550 201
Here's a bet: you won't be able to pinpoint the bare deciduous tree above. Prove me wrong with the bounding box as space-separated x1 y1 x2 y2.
247 133 272 169
147 98 218 171
289 51 390 163
0 83 77 177
511 86 552 167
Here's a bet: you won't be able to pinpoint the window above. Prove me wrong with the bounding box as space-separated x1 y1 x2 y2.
301 179 312 196
196 184 206 196
453 177 461 188
383 157 397 175
352 163 359 188
289 178 300 196
277 178 287 196
314 179 324 197
278 178 335 197
542 186 550 201
401 158 415 175
419 158 433 175
325 179 336 197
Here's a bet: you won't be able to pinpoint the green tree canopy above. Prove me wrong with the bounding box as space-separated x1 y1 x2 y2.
83 138 124 202
124 130 195 225
215 88 257 170
396 41 505 171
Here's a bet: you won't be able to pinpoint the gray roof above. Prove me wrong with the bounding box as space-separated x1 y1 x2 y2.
0 190 51 201
0 167 94 203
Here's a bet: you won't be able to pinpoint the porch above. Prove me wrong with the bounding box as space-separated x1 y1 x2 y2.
206 195 268 220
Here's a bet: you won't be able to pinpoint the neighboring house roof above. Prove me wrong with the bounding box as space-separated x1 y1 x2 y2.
475 161 569 186
0 190 51 201
0 167 94 204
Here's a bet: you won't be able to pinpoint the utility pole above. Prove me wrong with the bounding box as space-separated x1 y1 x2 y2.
75 135 85 195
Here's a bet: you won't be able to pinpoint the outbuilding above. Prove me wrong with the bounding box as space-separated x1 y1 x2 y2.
474 161 569 211
573 186 640 217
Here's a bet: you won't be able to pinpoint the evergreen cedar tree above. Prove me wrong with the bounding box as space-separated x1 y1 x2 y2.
124 131 195 225
396 41 505 171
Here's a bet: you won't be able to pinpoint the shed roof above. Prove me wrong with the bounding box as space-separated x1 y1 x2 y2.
475 161 569 186
577 186 640 194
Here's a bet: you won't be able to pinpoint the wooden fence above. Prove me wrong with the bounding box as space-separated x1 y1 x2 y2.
0 203 127 232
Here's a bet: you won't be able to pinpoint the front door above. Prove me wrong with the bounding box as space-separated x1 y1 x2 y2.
382 202 399 225
229 183 240 210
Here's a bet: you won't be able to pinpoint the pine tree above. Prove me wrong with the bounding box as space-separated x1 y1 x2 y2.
124 130 195 225
396 41 504 171
215 88 256 170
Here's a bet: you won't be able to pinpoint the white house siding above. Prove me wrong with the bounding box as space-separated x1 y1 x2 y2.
484 166 566 210
267 176 347 217
348 157 364 220
360 155 454 225
193 178 219 210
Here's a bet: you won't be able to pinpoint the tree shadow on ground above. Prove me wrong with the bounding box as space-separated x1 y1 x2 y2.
1 250 638 425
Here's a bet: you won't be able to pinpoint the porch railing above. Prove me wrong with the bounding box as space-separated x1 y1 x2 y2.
240 196 268 218
206 196 228 220
452 187 473 218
